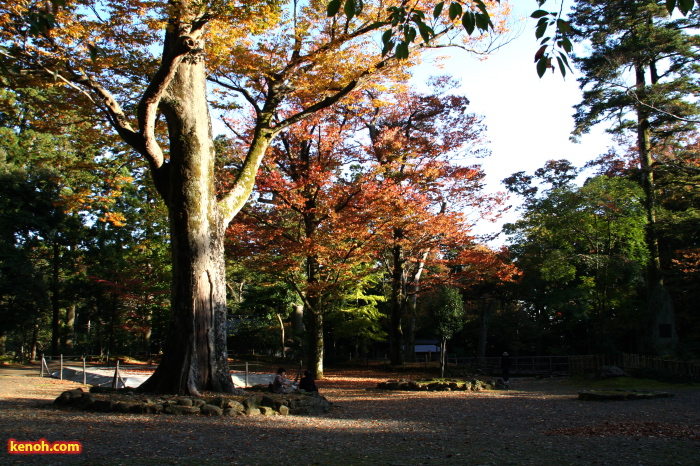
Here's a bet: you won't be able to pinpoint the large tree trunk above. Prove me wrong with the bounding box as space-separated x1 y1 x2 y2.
137 42 233 395
305 302 324 379
276 313 285 357
635 61 677 354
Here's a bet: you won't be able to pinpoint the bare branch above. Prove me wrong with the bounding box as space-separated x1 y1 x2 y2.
207 77 262 117
626 89 700 124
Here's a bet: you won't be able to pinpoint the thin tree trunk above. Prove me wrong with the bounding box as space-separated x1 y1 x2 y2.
477 298 495 359
51 239 60 355
403 249 430 362
30 319 40 361
64 304 75 354
389 229 405 365
277 313 285 358
303 254 325 379
440 339 447 378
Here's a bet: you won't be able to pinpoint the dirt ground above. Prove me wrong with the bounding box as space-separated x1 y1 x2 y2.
1 364 698 465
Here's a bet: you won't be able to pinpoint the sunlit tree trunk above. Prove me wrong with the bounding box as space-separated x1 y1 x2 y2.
137 41 233 395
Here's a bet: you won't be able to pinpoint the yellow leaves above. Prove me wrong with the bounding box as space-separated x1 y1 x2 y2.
100 211 127 227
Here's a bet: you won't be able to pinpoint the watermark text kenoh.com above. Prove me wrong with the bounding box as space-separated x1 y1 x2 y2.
7 438 82 455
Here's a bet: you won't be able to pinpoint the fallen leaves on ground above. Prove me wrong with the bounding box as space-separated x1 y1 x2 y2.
546 420 700 440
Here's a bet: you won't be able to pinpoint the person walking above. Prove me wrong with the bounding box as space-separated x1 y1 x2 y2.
501 352 511 389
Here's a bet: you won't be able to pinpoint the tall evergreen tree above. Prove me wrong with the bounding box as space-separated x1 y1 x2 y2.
569 0 700 353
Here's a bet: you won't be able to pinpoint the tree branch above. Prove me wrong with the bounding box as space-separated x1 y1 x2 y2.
137 33 204 169
207 77 262 117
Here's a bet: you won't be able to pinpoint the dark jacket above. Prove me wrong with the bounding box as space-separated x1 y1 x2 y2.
298 375 318 392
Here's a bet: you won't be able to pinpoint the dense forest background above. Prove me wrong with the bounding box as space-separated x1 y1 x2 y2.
1 0 699 371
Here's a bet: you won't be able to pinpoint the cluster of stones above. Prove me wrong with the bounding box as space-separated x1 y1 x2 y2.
578 389 675 401
54 387 332 416
376 379 496 391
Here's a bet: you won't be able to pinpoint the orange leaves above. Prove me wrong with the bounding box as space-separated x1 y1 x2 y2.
672 249 700 276
451 244 520 285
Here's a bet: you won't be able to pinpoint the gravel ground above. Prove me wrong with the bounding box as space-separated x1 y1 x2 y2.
1 366 698 465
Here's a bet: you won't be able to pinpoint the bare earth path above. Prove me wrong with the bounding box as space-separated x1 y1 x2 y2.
1 365 698 465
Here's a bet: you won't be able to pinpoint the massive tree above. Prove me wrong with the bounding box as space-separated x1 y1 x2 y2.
0 0 510 393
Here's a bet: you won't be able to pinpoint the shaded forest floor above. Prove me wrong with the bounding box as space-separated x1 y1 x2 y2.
1 364 699 465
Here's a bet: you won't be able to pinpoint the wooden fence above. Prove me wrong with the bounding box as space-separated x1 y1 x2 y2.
450 356 570 375
389 353 699 378
568 353 700 378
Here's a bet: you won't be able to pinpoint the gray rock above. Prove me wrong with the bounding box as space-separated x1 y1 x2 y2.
228 400 245 412
192 399 206 408
206 396 227 408
245 407 261 416
91 399 117 412
243 396 262 409
166 405 200 415
260 395 276 408
595 366 630 379
144 404 163 414
200 404 223 416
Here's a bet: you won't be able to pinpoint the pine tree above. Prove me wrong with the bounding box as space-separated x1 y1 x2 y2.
569 0 700 353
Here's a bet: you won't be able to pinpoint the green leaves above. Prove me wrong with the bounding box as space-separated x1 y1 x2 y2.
530 8 572 78
345 0 362 20
536 56 550 78
676 0 697 15
462 12 475 35
327 0 496 61
448 2 463 21
328 0 364 19
27 0 68 35
327 0 341 16
531 9 549 19
433 2 445 19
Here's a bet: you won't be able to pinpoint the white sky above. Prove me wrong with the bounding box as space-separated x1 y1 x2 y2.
411 3 618 243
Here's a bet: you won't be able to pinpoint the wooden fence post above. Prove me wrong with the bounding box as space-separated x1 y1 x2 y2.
112 360 120 389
